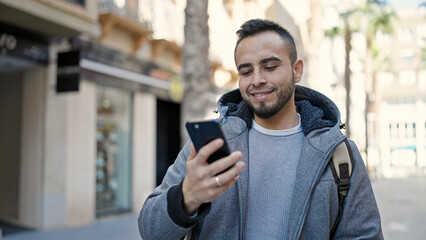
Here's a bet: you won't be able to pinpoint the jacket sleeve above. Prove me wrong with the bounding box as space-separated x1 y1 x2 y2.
138 141 211 240
334 140 384 239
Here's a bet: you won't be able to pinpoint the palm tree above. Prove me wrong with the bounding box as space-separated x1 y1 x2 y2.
181 0 212 141
343 18 352 138
327 7 354 138
361 1 396 173
325 5 357 139
325 0 395 139
326 0 396 175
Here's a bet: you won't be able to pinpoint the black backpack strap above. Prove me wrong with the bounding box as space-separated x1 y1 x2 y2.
329 138 354 239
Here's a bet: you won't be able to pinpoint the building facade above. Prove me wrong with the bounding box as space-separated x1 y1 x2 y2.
0 0 313 233
374 6 426 178
0 0 166 231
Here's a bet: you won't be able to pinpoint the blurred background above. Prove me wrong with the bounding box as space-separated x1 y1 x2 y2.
0 0 425 239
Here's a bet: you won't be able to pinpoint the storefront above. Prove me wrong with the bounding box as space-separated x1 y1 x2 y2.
95 85 133 216
0 0 182 233
1 30 182 232
0 22 48 230
72 38 182 217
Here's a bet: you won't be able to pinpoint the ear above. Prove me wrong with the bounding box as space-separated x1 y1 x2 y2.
293 59 304 83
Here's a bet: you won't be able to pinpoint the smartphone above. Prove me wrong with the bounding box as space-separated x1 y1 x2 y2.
185 120 231 164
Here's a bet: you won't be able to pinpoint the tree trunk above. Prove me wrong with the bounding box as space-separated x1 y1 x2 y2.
181 0 212 142
344 20 352 139
364 33 373 172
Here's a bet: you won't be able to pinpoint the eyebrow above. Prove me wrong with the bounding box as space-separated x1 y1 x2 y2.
237 63 252 71
259 56 282 65
237 56 282 71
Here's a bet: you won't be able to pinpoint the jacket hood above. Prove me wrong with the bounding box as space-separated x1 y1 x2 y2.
217 85 341 136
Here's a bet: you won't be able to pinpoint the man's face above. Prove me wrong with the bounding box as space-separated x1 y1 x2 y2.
235 31 302 119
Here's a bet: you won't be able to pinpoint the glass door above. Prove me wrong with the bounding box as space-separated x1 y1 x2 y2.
96 85 132 216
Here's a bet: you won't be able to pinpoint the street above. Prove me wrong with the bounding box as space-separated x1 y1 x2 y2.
372 176 426 240
1 176 425 240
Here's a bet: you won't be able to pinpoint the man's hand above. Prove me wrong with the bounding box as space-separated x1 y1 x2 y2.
182 139 245 216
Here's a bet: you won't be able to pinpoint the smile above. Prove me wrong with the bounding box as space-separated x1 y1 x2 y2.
249 89 275 100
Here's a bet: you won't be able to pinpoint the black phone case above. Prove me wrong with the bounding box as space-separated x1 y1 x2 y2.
185 120 231 164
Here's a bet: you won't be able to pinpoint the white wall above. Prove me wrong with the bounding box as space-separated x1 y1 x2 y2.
41 44 68 229
132 92 156 212
65 80 96 227
42 47 96 229
415 100 426 167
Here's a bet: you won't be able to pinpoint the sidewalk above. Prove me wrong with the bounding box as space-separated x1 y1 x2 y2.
372 176 426 240
2 177 425 240
2 213 141 240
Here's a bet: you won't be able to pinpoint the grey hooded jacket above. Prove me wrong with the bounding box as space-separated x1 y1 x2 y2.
138 85 383 240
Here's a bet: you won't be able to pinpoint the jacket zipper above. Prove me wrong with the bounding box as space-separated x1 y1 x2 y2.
294 137 346 239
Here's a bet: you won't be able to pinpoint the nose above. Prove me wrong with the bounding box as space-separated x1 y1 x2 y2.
251 71 266 87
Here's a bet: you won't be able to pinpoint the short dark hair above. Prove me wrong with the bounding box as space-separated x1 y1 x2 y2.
235 19 297 65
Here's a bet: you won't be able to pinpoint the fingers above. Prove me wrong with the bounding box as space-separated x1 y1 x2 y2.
211 160 245 189
192 138 225 165
216 174 240 191
208 151 242 176
188 139 243 179
183 139 245 215
204 175 239 200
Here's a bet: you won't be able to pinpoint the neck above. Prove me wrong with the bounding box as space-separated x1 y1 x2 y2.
254 103 299 130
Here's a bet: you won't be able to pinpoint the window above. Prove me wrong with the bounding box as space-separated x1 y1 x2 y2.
389 123 399 138
422 50 426 69
390 122 416 139
376 31 393 45
398 123 405 139
399 49 415 63
399 70 416 87
378 71 394 88
412 123 416 138
96 85 132 216
398 27 414 44
417 23 426 46
405 122 416 138
419 70 426 89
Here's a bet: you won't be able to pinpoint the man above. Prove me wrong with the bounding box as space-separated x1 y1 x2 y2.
139 19 383 239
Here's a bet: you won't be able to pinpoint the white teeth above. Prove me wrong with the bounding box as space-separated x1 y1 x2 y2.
253 93 269 97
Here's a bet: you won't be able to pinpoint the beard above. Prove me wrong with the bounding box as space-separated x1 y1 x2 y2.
242 76 295 119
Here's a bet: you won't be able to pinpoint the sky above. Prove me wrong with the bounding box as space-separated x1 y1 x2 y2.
387 0 425 10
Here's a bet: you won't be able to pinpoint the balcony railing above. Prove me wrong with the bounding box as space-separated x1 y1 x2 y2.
98 0 151 29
